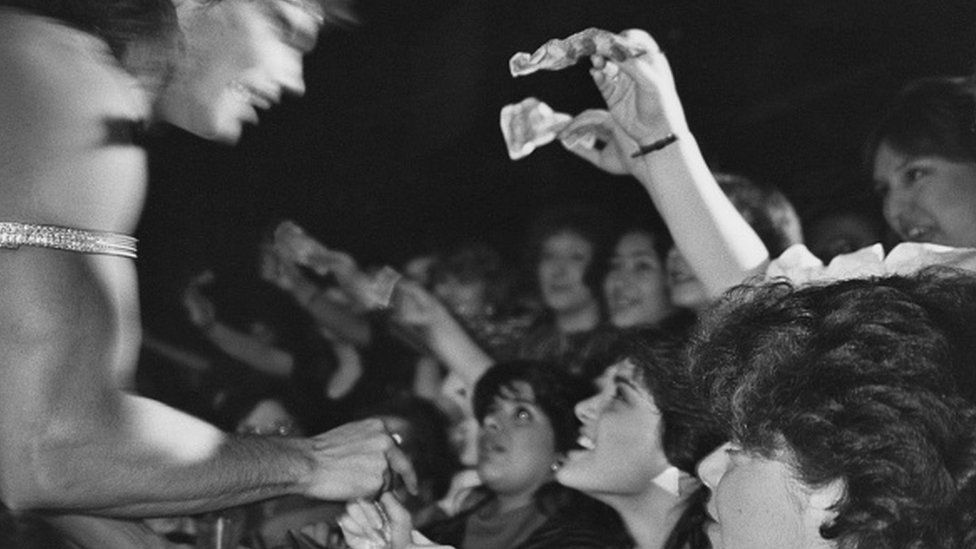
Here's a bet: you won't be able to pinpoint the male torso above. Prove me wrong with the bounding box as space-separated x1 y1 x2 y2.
0 8 148 505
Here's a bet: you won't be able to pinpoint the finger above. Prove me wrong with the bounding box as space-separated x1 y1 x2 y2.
380 492 413 547
385 446 419 496
559 136 604 165
618 28 657 51
337 513 383 547
348 498 385 532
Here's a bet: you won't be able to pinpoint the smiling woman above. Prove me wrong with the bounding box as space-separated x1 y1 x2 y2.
867 76 976 248
603 224 674 328
557 326 723 549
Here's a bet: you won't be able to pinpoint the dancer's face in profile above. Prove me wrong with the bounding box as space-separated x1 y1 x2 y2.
160 0 323 142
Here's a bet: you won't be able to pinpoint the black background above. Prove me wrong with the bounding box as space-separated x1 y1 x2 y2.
138 0 976 331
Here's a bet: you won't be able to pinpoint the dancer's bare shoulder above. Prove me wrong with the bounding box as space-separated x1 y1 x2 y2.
0 9 150 232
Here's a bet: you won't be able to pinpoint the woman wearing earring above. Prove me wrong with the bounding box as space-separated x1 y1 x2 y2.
557 326 723 549
341 359 625 549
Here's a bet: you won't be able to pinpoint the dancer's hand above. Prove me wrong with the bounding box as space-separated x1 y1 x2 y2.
302 419 417 501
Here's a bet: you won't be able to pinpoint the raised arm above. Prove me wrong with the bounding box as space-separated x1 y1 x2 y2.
392 280 494 389
560 29 769 298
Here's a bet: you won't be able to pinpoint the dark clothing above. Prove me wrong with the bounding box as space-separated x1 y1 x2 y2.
517 322 619 379
422 485 628 549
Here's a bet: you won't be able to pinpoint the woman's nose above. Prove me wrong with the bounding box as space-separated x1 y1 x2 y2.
574 394 600 423
482 413 501 432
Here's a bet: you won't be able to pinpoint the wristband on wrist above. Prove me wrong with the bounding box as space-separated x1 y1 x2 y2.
630 133 678 158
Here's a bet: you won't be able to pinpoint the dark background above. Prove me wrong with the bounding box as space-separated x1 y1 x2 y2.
138 0 976 330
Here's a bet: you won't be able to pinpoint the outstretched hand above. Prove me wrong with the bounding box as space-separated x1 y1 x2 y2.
303 419 418 502
558 109 632 175
339 493 451 549
391 279 452 331
586 29 689 148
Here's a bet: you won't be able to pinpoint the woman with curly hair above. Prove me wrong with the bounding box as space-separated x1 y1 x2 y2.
690 270 976 549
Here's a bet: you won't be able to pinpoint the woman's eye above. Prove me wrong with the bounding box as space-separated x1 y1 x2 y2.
515 408 532 422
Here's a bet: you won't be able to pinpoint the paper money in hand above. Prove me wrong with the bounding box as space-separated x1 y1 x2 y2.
509 27 647 77
500 98 572 160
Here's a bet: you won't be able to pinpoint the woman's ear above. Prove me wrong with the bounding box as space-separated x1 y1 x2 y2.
807 477 845 529
808 478 844 511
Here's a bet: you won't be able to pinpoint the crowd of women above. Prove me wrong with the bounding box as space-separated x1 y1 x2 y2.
119 29 976 549
4 3 976 548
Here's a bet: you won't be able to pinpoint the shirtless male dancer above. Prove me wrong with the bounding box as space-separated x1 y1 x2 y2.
0 0 413 546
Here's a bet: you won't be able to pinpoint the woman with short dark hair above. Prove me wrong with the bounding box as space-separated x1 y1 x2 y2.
691 271 976 549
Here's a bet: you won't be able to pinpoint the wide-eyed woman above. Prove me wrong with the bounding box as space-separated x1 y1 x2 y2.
340 360 625 549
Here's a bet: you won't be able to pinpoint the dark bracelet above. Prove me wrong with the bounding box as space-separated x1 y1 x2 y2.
630 133 679 158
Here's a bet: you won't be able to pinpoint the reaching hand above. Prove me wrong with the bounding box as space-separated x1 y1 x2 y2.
586 29 689 147
390 280 451 331
303 419 418 502
558 109 633 175
339 494 450 549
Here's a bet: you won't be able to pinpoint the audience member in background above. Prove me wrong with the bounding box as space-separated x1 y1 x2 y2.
691 271 976 549
341 360 625 549
866 76 976 249
517 205 613 376
429 242 532 358
803 202 887 263
260 232 373 349
182 268 340 432
666 172 802 312
558 327 722 549
413 242 513 398
603 221 675 328
561 32 976 298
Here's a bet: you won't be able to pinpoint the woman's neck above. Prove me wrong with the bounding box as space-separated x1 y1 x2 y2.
493 488 537 515
602 484 691 549
554 298 600 333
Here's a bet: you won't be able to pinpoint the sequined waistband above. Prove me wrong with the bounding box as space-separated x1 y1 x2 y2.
0 222 137 259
